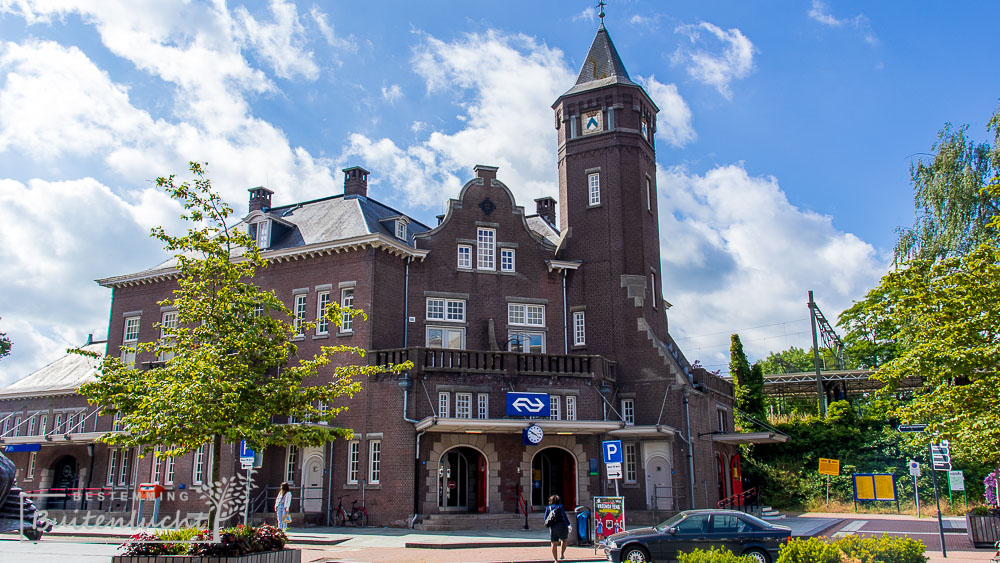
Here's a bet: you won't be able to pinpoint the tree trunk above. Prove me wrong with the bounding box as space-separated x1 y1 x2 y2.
208 433 223 526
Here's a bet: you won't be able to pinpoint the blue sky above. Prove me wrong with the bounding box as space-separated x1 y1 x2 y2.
1 1 998 384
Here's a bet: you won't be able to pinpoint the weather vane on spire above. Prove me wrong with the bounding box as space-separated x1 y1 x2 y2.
597 0 607 28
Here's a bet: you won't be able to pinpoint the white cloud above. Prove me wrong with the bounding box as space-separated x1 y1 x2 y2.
381 83 403 103
673 22 755 99
310 5 357 53
656 164 887 370
0 177 168 386
344 30 574 208
573 8 595 23
635 75 696 147
808 0 878 46
234 0 318 80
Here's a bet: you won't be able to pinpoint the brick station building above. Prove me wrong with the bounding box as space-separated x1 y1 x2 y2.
0 25 786 527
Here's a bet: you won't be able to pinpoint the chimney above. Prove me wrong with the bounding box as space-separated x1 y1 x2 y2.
343 166 370 198
473 164 498 181
534 196 556 225
248 186 273 213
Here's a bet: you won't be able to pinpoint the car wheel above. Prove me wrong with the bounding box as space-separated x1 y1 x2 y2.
621 545 650 563
743 548 769 563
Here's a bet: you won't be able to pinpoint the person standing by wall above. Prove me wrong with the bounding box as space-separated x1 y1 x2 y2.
275 482 292 531
543 494 571 562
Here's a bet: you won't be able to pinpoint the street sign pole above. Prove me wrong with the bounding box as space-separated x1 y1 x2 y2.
826 475 830 507
913 474 920 518
243 466 252 525
929 444 947 558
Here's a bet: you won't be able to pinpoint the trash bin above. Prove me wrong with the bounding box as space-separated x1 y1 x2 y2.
574 506 591 545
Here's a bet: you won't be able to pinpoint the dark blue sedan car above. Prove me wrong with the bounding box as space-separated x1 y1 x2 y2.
601 509 791 563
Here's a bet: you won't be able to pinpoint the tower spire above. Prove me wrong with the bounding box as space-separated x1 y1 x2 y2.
597 0 607 29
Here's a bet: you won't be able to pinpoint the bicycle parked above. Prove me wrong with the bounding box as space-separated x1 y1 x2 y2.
331 496 369 527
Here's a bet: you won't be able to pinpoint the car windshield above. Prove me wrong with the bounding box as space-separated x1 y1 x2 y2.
653 512 687 531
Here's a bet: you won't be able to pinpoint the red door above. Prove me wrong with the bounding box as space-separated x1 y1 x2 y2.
730 454 743 506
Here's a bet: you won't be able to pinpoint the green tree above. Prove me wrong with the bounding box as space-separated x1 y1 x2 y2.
79 162 411 494
0 319 9 361
730 334 766 429
757 345 828 374
894 104 1000 263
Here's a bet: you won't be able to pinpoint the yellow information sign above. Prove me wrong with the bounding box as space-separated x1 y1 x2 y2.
853 473 896 501
818 458 840 476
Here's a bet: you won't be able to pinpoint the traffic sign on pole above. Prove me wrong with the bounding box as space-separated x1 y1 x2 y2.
897 424 928 433
602 440 623 464
930 441 951 471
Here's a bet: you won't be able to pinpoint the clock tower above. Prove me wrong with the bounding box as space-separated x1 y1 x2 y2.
554 25 676 388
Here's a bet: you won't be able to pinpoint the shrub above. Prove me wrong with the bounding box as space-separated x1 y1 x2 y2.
678 547 754 562
116 524 288 557
118 532 166 556
776 537 841 563
777 535 927 563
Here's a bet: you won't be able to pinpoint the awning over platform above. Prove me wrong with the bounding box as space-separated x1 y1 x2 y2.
607 425 677 439
711 431 789 445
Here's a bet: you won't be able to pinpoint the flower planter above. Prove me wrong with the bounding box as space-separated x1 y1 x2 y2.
965 513 1000 549
112 548 300 563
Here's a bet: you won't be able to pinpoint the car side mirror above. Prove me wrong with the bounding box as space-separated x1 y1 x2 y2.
668 527 677 535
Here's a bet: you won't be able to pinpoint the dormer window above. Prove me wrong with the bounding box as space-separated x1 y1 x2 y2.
395 220 406 240
249 219 271 249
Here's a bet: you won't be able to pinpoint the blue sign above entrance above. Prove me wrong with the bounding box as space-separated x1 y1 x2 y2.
506 392 550 417
2 444 41 452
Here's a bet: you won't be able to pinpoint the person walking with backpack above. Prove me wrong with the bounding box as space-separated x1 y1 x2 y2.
275 482 292 531
543 494 571 562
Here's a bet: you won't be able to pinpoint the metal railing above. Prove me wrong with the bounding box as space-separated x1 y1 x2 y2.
717 487 758 514
372 347 616 381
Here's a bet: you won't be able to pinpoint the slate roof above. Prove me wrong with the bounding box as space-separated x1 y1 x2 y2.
110 194 431 281
561 27 639 97
525 215 560 245
0 341 105 398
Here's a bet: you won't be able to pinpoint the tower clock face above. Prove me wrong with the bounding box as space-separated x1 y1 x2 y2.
526 424 544 444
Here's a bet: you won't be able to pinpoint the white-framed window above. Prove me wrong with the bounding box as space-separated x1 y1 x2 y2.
347 440 360 484
508 303 545 327
340 288 354 332
651 272 658 308
106 449 119 486
368 440 381 484
151 446 163 482
438 392 450 418
501 248 515 272
508 331 545 353
53 413 63 434
122 316 140 367
395 220 406 240
477 394 488 419
285 445 298 483
293 293 307 336
119 448 131 486
477 228 495 270
566 396 577 421
12 416 20 437
588 173 600 205
624 443 638 483
27 451 36 479
165 449 176 485
192 445 207 485
113 411 123 432
718 408 729 433
646 177 652 212
573 311 586 346
316 291 330 335
426 297 466 322
427 326 465 349
38 414 46 436
549 396 560 420
621 398 635 426
253 303 265 317
158 310 178 361
457 245 473 269
456 393 472 419
26 415 35 436
255 219 271 249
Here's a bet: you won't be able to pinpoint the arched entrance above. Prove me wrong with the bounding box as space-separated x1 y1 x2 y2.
301 454 324 512
530 447 576 509
438 447 487 513
46 455 78 509
644 455 673 510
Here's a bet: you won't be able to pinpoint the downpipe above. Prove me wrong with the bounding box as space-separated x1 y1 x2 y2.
683 390 696 509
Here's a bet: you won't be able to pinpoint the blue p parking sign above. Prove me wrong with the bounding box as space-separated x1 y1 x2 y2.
602 440 622 464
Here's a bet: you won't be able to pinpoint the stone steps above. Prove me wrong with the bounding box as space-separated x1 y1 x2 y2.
416 513 541 531
759 506 786 520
